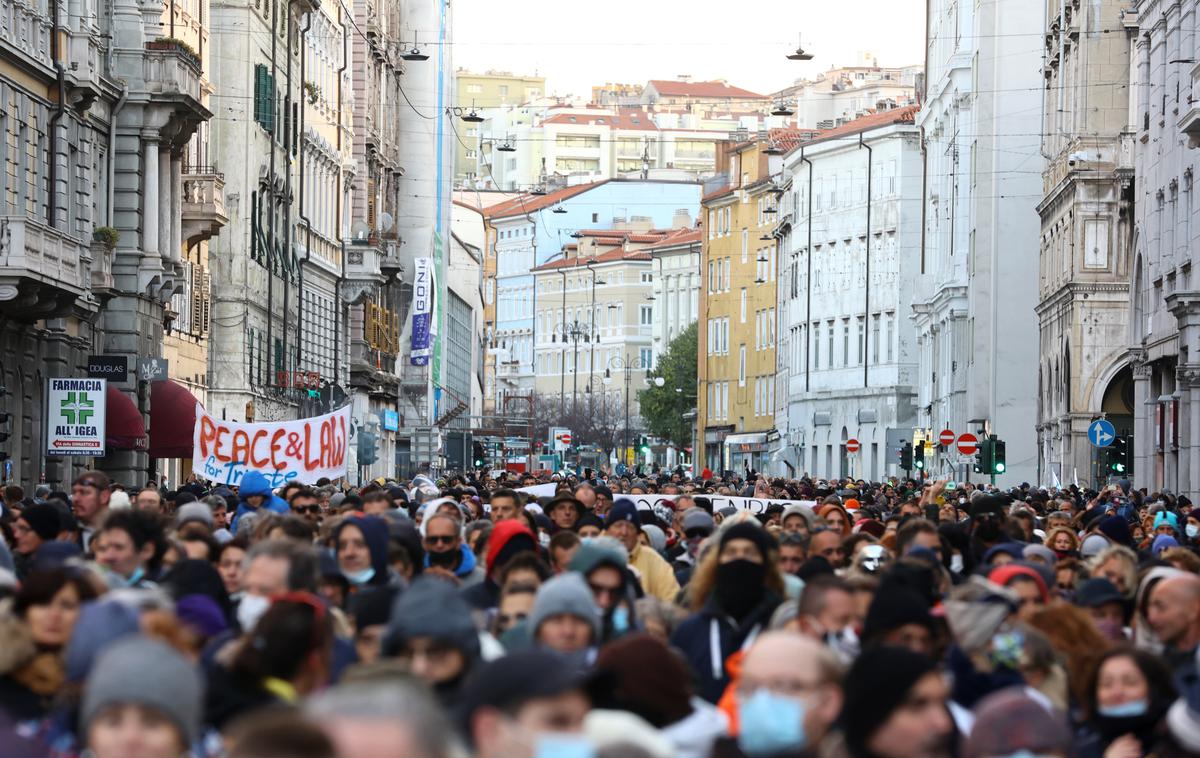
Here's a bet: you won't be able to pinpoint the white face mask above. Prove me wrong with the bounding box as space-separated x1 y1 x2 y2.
237 593 271 632
950 554 965 573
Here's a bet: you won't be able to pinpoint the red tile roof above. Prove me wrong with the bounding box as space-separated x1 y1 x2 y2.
646 80 768 101
643 228 703 250
796 105 919 147
530 248 652 272
483 181 611 220
769 128 821 153
543 111 659 132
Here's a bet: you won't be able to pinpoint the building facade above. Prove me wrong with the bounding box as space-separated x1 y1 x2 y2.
1035 0 1136 487
913 0 1044 483
776 108 922 481
1129 0 1200 496
697 141 780 474
648 227 702 364
453 69 544 185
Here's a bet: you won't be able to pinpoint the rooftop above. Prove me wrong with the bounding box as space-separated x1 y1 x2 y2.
794 105 919 148
543 110 659 132
646 80 768 100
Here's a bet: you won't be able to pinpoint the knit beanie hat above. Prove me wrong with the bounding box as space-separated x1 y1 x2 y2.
841 645 938 754
592 633 693 727
530 572 601 644
719 521 776 560
963 688 1072 758
19 504 62 542
64 600 141 682
606 498 639 528
641 525 667 553
569 541 628 576
383 576 480 660
1097 516 1134 547
176 502 214 529
82 636 203 746
1153 534 1180 557
861 587 934 646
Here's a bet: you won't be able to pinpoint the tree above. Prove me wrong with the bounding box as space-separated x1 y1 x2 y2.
532 393 625 458
638 322 698 449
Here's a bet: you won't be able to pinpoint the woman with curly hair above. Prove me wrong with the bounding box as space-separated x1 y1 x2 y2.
669 521 784 704
1044 526 1081 558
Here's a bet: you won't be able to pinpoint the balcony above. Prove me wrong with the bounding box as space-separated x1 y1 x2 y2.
0 215 89 319
338 240 385 304
89 239 115 298
181 168 228 244
0 0 52 70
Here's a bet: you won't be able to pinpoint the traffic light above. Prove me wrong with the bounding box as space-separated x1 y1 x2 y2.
639 435 651 455
974 438 993 475
1109 436 1130 474
913 442 925 471
993 439 1006 475
899 441 913 470
472 441 486 468
357 430 378 466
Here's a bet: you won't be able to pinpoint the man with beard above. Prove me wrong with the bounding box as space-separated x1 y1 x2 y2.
422 513 485 586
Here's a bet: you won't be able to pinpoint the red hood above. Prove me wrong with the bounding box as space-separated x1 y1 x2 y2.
486 520 538 576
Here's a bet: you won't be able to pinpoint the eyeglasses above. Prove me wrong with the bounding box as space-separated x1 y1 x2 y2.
497 612 528 628
588 582 622 599
684 528 713 539
425 534 457 546
293 505 321 515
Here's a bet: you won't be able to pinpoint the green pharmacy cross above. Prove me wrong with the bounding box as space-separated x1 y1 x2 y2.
62 392 95 425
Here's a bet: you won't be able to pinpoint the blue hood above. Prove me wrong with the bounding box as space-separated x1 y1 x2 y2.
231 471 290 530
423 543 478 578
334 516 391 586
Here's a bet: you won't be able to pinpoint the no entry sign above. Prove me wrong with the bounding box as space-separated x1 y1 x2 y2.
939 429 956 447
957 433 979 456
845 438 861 454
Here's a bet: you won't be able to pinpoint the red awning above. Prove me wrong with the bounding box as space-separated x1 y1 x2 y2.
149 380 198 459
105 386 148 451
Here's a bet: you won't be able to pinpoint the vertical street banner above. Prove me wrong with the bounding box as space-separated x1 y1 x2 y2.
192 404 351 486
46 379 107 456
410 256 435 366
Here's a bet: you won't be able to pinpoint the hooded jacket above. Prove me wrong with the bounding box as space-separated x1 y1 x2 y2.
230 471 289 530
461 520 539 611
424 543 484 586
383 577 480 706
671 590 783 704
334 516 393 587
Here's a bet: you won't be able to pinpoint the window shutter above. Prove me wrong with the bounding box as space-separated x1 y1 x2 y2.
201 268 211 334
190 262 203 333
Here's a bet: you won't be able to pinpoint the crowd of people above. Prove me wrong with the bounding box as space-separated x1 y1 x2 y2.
0 466 1199 758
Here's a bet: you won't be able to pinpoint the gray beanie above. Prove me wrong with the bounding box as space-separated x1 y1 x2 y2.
176 502 213 529
382 576 480 661
82 636 202 746
530 572 601 643
641 524 667 553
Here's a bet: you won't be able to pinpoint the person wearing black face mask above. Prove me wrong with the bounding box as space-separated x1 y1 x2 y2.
422 513 485 587
669 520 784 704
969 495 1011 563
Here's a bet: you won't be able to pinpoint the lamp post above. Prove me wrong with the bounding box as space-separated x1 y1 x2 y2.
604 352 663 469
551 320 590 417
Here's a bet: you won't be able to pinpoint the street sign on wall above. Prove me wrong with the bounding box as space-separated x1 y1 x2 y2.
138 357 169 382
46 378 107 456
87 356 127 383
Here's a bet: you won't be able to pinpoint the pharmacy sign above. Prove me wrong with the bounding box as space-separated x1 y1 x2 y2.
46 378 107 456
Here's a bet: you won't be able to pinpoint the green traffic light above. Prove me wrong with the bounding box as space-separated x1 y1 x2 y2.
995 462 1006 474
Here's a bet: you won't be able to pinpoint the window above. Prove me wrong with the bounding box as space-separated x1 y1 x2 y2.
708 260 715 293
886 312 895 363
254 64 276 132
640 271 652 283
741 229 749 262
739 345 746 386
466 84 483 94
498 85 509 96
871 313 881 364
639 304 653 325
740 288 747 323
639 347 652 367
813 322 820 369
856 316 865 365
724 259 731 291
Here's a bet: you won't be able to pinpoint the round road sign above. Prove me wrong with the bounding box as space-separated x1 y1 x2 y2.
939 429 956 447
559 433 572 445
845 438 861 454
957 433 979 456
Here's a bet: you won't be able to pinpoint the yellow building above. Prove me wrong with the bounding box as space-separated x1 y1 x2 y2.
697 141 779 474
454 69 545 184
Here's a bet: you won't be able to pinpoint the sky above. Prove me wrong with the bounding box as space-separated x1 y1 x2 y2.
451 0 927 101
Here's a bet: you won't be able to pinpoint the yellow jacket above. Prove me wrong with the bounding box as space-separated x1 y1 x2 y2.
629 543 681 602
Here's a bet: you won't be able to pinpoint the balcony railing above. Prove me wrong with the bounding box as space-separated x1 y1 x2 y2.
181 169 228 244
0 215 89 316
142 48 203 103
0 0 52 69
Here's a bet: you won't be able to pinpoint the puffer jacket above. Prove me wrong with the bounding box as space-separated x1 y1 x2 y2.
230 471 290 530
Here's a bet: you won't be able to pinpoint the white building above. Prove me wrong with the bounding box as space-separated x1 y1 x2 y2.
1130 0 1200 495
771 60 922 131
912 0 1045 483
776 107 922 481
647 227 702 363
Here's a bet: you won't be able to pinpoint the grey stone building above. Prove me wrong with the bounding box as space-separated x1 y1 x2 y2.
1129 0 1200 495
1 0 218 487
1036 0 1136 487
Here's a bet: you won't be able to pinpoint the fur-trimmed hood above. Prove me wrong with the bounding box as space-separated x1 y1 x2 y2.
0 612 37 677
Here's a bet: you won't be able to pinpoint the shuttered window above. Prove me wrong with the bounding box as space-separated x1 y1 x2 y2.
254 64 276 132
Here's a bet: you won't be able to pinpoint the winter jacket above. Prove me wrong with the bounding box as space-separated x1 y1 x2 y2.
462 520 539 611
423 543 485 586
0 613 64 726
333 516 394 588
230 471 289 530
629 543 681 602
670 591 783 704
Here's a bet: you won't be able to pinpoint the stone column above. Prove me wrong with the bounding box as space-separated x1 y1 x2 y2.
1132 358 1154 487
142 135 159 258
171 155 183 262
158 149 172 263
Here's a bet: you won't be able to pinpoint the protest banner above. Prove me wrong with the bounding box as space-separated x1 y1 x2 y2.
192 404 350 486
625 494 818 515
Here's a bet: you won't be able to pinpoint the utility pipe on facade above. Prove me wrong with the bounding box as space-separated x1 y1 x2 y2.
296 8 313 374
859 132 873 390
800 148 814 393
266 0 279 388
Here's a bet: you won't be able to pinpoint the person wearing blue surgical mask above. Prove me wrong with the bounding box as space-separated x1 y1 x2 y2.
1078 648 1177 758
732 632 844 757
334 515 393 590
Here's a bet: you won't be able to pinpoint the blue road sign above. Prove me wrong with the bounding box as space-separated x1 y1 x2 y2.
1088 418 1116 448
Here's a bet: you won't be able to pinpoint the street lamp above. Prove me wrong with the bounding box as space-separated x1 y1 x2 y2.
603 352 659 470
551 320 591 415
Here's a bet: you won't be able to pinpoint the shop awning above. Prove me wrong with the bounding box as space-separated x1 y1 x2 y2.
105 386 148 451
149 380 198 458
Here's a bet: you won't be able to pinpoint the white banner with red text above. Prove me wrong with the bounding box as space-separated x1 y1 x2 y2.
192 404 351 487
